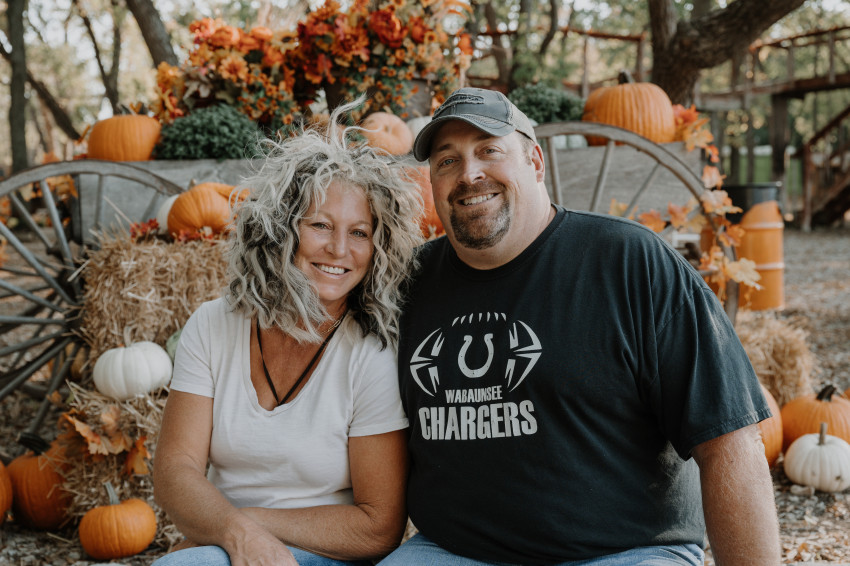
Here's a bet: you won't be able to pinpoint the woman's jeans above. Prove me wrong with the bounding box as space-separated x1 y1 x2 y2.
151 544 373 566
377 533 704 566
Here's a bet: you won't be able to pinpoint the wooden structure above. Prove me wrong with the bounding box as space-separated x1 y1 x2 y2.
468 23 850 228
696 26 850 228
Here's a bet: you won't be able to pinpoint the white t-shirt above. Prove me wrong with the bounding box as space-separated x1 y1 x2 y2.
170 297 408 510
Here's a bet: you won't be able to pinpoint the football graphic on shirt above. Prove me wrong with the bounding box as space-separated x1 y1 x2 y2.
408 312 542 396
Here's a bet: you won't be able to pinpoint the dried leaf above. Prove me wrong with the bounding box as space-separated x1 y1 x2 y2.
124 436 151 476
637 209 666 233
100 405 122 436
726 258 763 289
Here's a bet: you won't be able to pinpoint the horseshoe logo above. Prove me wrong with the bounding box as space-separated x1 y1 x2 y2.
458 333 494 378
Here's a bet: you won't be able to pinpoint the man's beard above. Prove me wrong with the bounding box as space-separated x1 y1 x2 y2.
448 181 511 250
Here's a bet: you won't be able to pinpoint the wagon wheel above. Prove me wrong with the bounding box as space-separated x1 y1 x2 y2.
533 121 739 324
0 160 184 453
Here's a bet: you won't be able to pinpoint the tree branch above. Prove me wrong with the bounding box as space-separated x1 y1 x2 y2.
124 0 178 66
0 41 82 140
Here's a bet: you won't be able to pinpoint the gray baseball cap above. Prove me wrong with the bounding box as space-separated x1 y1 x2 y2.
412 87 537 162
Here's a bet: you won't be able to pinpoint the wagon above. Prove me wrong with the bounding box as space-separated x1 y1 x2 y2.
0 122 738 452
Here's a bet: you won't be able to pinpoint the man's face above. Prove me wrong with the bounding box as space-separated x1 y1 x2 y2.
428 120 547 265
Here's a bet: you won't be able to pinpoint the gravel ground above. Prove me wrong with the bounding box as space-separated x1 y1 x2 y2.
1 226 849 565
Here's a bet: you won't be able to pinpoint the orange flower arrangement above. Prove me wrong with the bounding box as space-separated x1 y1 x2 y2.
294 0 473 118
152 19 302 134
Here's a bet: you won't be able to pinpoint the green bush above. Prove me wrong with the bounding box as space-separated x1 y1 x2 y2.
508 84 585 125
153 104 262 160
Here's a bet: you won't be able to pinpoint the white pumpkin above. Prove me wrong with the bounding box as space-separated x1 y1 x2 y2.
784 422 850 493
92 341 173 401
156 194 179 234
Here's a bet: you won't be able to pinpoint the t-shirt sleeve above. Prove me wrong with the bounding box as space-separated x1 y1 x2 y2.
170 302 216 398
652 285 771 459
349 344 409 437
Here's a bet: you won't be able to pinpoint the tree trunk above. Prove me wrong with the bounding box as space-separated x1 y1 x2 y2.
648 0 807 104
125 0 178 67
7 0 29 173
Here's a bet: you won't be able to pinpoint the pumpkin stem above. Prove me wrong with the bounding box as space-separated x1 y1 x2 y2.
617 70 635 85
104 481 121 506
816 384 837 402
123 327 133 349
819 422 828 445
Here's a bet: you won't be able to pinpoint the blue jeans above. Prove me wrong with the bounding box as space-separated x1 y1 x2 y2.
378 534 704 566
151 544 373 566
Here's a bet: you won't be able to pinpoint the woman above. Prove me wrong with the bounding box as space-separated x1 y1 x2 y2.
152 101 424 566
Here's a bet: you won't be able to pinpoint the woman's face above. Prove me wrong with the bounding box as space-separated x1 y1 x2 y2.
294 182 374 315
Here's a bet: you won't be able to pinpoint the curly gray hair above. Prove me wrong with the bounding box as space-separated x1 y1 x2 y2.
224 99 425 349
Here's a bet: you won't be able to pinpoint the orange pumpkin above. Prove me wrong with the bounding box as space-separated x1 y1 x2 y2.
780 384 850 452
0 461 12 525
581 70 675 146
361 112 414 155
7 450 70 530
167 182 235 236
79 482 157 560
87 114 162 161
758 385 783 468
409 166 444 239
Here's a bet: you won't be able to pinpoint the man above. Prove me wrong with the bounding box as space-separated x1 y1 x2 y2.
381 88 780 565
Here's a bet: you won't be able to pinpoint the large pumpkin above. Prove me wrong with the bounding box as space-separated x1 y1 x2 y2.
581 70 676 146
92 341 173 401
7 450 70 530
79 482 157 560
0 461 12 525
87 115 162 161
759 385 783 468
780 384 850 452
166 182 236 236
361 112 414 155
409 166 444 239
784 422 850 493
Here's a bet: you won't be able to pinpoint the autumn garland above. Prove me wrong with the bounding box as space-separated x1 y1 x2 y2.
609 104 762 303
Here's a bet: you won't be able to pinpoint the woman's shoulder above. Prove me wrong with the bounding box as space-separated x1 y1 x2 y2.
337 318 393 362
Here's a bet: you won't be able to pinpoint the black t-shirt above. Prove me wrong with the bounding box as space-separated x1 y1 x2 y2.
397 206 770 564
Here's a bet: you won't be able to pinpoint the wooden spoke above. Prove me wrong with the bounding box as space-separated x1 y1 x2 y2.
590 139 616 212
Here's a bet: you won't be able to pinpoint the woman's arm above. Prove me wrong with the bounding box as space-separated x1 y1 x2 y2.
153 390 298 566
243 428 409 560
692 424 781 566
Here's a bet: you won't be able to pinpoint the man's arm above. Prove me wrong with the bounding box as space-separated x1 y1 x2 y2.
691 423 781 566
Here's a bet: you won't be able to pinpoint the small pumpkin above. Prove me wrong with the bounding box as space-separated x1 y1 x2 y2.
92 341 173 401
758 384 783 468
409 166 444 239
784 422 850 493
79 482 157 560
87 114 162 161
361 112 414 155
0 460 12 525
581 70 676 146
166 182 235 236
7 449 70 530
155 194 179 234
780 384 850 451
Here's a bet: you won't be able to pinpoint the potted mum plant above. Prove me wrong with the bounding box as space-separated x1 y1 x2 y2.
294 0 473 119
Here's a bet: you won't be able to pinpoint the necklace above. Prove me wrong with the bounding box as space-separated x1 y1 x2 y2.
255 313 345 407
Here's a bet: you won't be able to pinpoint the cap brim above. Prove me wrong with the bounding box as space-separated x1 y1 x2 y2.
412 114 517 162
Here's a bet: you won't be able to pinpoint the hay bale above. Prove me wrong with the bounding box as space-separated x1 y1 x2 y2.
76 233 228 365
55 382 180 548
736 310 817 406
